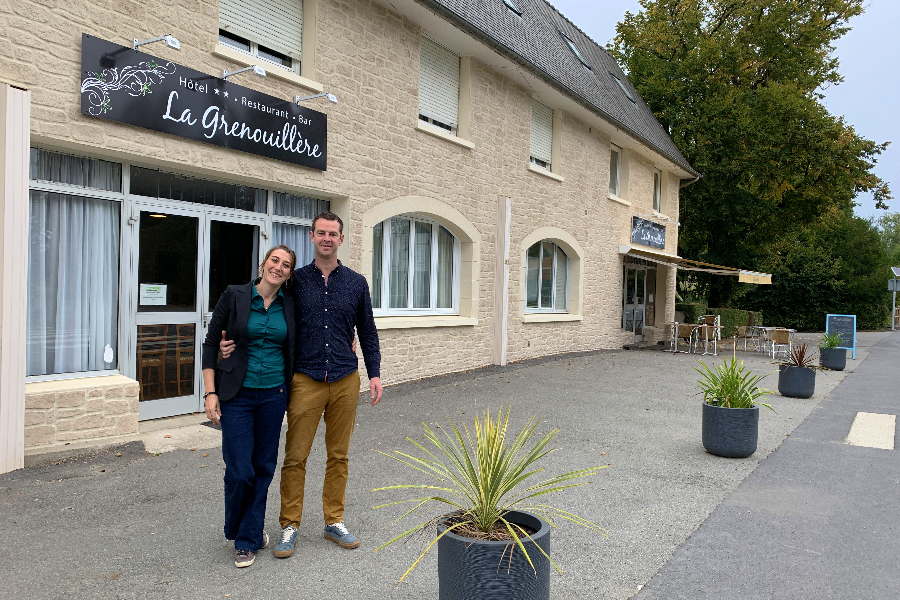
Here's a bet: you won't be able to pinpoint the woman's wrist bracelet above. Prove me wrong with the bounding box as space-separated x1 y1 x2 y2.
203 391 218 399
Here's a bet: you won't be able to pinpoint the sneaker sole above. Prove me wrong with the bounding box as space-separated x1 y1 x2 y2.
324 533 360 549
273 547 295 558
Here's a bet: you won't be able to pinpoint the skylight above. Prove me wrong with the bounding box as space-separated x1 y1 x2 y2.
610 72 636 103
559 31 591 70
502 0 521 15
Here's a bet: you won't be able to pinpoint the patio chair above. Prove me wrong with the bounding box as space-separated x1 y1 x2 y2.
771 328 792 359
675 324 696 353
735 326 754 351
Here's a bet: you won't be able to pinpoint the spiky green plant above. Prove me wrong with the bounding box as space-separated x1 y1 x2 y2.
695 356 775 411
820 331 846 349
372 407 608 584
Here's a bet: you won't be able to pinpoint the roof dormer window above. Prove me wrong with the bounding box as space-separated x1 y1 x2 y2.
502 0 521 15
610 72 636 103
559 31 591 70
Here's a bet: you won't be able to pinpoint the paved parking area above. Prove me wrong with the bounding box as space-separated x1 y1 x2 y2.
0 332 890 599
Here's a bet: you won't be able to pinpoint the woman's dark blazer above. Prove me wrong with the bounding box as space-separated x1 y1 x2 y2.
201 280 296 402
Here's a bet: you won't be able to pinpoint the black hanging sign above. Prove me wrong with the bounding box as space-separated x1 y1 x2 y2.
631 217 666 249
80 34 327 170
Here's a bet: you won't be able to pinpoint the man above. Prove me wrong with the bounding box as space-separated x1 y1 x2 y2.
221 211 382 556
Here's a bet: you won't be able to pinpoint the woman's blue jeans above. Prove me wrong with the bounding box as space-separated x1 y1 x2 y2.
220 383 287 551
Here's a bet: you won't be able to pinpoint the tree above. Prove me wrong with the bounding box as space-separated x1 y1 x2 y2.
742 208 891 330
610 0 891 307
872 212 900 257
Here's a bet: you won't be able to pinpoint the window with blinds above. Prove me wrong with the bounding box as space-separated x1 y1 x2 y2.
219 0 302 66
530 100 553 170
419 37 460 134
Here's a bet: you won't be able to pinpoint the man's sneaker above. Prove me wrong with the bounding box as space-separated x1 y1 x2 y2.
235 549 256 568
323 522 359 549
260 530 269 550
273 525 298 558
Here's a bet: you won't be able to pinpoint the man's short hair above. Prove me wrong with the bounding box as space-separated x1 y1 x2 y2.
312 211 343 234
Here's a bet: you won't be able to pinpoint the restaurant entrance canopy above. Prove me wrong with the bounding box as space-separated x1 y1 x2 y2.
619 244 772 284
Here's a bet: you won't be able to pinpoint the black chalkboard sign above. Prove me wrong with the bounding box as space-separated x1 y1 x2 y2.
826 314 856 359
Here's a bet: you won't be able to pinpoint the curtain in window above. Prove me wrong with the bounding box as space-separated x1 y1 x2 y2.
526 243 540 309
609 148 620 195
389 218 410 309
272 222 313 267
555 246 568 311
30 148 121 191
413 222 432 308
27 192 120 376
540 242 553 308
274 192 330 218
371 222 383 308
437 226 454 308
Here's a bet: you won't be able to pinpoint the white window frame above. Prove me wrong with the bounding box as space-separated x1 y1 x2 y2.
372 214 461 316
609 145 621 197
419 37 460 135
653 170 661 212
26 147 332 384
218 0 303 75
530 100 553 171
525 240 569 313
218 29 300 75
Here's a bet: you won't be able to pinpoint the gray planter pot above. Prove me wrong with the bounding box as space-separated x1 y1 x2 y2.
820 348 847 371
438 510 550 600
778 364 816 398
701 402 759 458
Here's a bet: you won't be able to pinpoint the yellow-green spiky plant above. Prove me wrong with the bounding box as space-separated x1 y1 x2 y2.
372 406 608 584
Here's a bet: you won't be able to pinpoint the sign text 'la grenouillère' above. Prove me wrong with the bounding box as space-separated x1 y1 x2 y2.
80 34 327 170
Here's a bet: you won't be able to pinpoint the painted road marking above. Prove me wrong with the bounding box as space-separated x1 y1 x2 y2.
845 412 896 450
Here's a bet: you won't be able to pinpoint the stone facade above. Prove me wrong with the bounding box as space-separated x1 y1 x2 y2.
1 0 689 455
23 376 139 450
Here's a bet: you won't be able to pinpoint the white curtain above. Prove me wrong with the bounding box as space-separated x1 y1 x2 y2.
437 225 454 309
526 242 540 308
371 222 383 308
27 191 120 376
413 221 431 308
555 245 568 311
389 218 409 309
272 222 313 267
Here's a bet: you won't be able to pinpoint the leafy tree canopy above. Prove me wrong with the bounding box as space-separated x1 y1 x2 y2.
610 0 891 307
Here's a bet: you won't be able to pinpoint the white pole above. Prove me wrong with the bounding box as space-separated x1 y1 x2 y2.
892 278 897 331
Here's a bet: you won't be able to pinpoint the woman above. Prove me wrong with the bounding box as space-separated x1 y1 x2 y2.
202 245 297 568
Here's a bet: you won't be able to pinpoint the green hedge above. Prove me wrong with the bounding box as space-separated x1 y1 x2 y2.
675 302 707 325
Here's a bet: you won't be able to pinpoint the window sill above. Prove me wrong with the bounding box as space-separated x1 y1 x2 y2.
25 373 135 392
415 121 475 149
522 313 583 323
607 193 631 206
375 315 477 329
213 44 324 93
528 164 564 182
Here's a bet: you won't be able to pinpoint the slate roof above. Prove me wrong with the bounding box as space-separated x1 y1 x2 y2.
415 0 699 178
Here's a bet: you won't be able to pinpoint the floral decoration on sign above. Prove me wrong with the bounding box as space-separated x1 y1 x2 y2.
81 59 177 115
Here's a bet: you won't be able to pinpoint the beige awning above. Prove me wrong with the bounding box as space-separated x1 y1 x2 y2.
618 244 772 284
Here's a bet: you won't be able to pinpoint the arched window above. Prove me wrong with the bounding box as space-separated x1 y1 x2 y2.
525 240 568 312
371 215 460 315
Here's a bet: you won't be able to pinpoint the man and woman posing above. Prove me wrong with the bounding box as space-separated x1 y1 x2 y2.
201 211 382 568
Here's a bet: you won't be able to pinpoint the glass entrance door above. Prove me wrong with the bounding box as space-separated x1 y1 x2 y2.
623 266 647 340
133 206 263 420
135 209 202 419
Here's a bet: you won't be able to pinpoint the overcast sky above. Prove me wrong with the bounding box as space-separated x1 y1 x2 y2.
547 0 898 220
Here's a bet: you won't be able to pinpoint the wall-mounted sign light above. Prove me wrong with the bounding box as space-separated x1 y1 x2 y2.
133 34 180 51
295 92 338 105
223 65 266 81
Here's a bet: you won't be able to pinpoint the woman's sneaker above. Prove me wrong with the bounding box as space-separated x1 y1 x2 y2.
323 522 359 549
235 549 256 568
274 525 299 558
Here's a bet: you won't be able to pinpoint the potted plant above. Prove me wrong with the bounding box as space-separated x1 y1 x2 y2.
696 357 775 458
819 331 847 371
777 344 819 398
372 407 607 599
